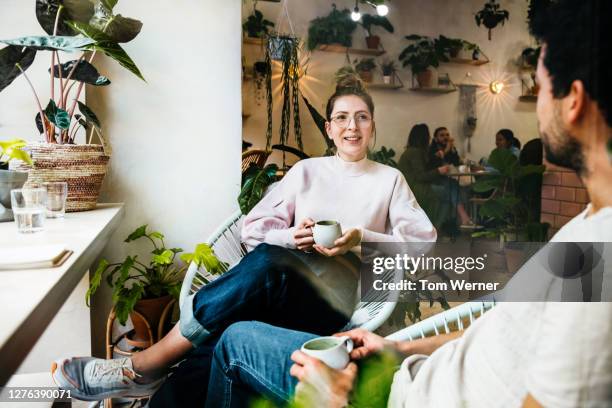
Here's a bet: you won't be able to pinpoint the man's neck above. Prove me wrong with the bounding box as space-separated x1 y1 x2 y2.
581 141 612 215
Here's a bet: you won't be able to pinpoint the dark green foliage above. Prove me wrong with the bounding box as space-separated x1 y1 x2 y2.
35 0 94 36
368 146 397 168
380 59 396 75
49 59 110 85
475 0 510 39
44 99 70 129
87 225 225 325
301 94 335 155
436 35 481 58
354 57 376 72
0 45 36 92
239 164 279 214
360 14 394 37
399 34 448 74
243 9 274 38
307 5 357 50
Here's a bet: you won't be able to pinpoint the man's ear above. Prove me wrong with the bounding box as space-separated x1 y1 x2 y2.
563 80 587 126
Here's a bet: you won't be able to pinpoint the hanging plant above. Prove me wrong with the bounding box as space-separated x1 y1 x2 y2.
252 61 268 105
475 0 510 40
242 7 274 39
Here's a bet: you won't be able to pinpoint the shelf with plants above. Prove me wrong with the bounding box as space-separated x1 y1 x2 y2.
316 44 386 56
410 86 457 94
519 95 537 102
368 83 403 90
447 57 489 66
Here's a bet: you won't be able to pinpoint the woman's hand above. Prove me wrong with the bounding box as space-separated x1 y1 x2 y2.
293 218 315 252
313 228 361 257
437 165 450 175
290 350 358 408
333 328 397 360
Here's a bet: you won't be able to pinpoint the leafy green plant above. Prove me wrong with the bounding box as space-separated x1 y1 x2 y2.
307 4 357 50
359 14 394 38
239 163 279 214
521 47 540 68
471 148 547 241
475 0 510 40
86 225 226 325
0 0 144 145
354 57 376 73
398 34 447 74
436 35 481 59
380 59 396 76
368 146 397 168
0 138 33 168
243 9 274 38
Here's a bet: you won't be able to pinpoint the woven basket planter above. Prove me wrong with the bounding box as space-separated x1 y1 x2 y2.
10 143 110 212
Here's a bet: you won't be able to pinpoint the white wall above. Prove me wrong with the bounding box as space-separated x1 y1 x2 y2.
1 1 242 356
242 0 539 164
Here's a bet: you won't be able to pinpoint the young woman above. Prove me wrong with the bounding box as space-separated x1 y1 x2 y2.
52 76 436 405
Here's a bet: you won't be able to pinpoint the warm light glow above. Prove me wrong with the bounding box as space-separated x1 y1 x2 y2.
376 4 389 16
489 80 505 94
351 10 362 21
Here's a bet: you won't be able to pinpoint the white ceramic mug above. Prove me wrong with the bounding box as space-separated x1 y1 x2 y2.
301 336 354 369
312 220 342 248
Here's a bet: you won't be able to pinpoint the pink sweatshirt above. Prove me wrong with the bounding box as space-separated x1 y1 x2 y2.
241 155 437 252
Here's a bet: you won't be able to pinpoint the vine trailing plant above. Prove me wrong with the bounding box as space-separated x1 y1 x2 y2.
0 0 145 145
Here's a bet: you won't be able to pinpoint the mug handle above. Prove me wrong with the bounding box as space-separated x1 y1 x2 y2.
337 336 353 353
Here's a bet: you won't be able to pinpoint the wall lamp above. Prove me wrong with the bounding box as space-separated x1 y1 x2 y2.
489 80 505 94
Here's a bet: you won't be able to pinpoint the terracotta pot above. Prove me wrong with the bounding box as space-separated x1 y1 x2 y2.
365 35 380 50
416 69 434 88
130 295 174 343
358 70 373 83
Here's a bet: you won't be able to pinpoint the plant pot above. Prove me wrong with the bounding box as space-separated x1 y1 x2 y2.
365 35 380 50
130 295 175 344
383 75 393 84
0 169 28 221
358 70 373 83
415 69 435 88
10 143 109 212
449 46 461 58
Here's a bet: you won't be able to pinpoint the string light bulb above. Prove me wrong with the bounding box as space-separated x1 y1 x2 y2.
376 4 389 16
351 5 361 21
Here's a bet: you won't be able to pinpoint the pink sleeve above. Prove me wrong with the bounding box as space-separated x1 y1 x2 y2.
241 166 300 251
361 173 437 243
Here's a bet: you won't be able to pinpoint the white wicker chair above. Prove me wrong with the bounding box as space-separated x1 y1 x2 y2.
179 210 403 332
385 300 496 341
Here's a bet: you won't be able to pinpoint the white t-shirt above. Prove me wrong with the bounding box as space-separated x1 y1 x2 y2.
388 205 612 408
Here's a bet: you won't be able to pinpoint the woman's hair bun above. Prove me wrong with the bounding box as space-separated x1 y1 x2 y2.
334 68 366 93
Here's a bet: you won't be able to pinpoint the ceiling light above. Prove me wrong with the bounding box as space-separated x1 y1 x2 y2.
489 80 504 94
376 4 389 16
351 7 362 21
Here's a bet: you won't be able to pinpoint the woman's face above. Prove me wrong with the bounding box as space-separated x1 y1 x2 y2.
325 95 374 162
495 133 509 149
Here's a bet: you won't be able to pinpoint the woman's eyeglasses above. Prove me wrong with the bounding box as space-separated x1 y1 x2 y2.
330 113 372 128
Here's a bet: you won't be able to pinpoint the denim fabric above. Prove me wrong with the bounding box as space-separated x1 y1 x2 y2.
179 243 358 347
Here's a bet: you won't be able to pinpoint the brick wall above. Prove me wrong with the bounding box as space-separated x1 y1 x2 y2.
541 161 589 237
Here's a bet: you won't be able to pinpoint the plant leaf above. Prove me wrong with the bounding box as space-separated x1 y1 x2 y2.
0 36 95 52
180 243 226 274
86 258 108 306
78 101 101 129
125 224 147 242
36 0 95 36
149 231 164 240
0 45 37 92
101 0 119 11
114 284 144 325
89 2 143 43
68 22 145 81
238 164 278 214
50 59 111 85
152 249 174 266
44 99 71 129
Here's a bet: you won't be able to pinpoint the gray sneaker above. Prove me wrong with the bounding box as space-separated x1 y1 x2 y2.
51 357 162 401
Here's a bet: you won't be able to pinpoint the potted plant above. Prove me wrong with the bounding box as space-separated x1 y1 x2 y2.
399 35 447 88
0 139 32 220
475 0 510 40
1 0 145 212
355 57 377 83
437 35 482 60
520 47 540 95
307 4 357 50
242 8 274 39
380 59 396 84
359 14 394 50
87 225 227 344
368 146 398 168
239 163 279 214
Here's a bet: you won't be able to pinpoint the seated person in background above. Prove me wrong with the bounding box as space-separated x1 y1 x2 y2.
428 126 461 168
480 128 521 171
399 124 473 228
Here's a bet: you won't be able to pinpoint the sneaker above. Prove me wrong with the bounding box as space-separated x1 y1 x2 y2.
459 220 482 230
51 357 163 401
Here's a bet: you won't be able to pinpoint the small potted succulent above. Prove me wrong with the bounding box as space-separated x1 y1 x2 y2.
359 14 394 50
0 139 32 220
399 35 447 88
354 58 377 83
242 8 274 39
380 59 397 84
475 0 510 40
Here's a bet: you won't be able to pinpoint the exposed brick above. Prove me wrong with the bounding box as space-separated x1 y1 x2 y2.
541 185 555 199
543 160 573 172
541 199 560 214
543 172 562 186
575 188 589 203
560 202 584 217
555 186 575 202
561 172 583 188
554 215 573 228
541 212 555 226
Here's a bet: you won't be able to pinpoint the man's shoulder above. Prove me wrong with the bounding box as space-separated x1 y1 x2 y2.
551 204 612 242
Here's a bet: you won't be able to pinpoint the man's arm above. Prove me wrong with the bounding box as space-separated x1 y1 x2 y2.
395 330 463 356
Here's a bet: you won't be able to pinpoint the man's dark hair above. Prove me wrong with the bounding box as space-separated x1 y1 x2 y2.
433 127 447 140
530 0 611 126
407 124 430 149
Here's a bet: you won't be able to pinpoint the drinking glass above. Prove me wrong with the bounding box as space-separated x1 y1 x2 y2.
44 182 68 218
10 188 47 233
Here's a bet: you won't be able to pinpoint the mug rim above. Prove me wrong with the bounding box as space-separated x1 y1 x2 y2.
315 220 339 226
302 336 345 351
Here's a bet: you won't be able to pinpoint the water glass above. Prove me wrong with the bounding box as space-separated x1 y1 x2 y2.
44 182 68 218
10 188 47 233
